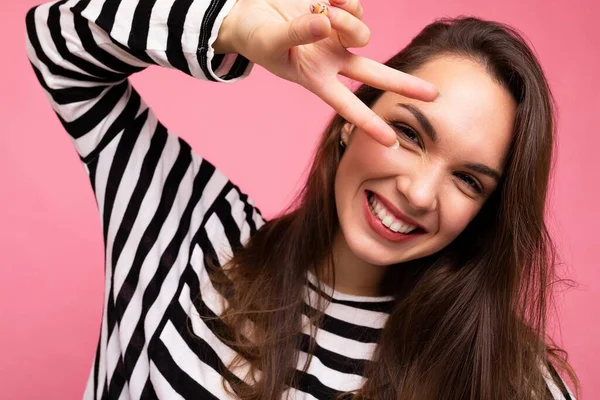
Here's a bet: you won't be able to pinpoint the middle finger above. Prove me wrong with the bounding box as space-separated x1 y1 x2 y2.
340 54 439 101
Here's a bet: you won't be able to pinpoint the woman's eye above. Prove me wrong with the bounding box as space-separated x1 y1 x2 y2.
456 173 483 194
389 122 421 146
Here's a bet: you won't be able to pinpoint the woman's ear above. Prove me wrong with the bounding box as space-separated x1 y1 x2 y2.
341 122 355 146
342 122 355 136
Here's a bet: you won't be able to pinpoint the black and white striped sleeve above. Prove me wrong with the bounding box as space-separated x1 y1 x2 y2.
543 361 577 400
25 0 252 164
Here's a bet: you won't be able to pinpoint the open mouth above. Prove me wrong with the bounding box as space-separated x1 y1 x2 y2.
364 190 426 240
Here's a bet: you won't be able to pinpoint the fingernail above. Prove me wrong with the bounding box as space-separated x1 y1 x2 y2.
310 3 330 16
371 116 397 147
427 84 439 97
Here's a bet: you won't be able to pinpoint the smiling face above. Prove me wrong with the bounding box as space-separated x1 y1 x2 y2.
334 55 517 267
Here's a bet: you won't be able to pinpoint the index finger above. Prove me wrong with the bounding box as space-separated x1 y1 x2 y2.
311 77 397 146
340 54 438 101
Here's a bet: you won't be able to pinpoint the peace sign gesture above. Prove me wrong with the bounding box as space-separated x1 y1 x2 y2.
215 0 438 146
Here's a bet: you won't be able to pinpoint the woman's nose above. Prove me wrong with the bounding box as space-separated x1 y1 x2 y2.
396 167 440 212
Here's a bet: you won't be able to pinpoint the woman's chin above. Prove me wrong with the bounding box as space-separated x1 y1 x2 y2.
343 224 437 267
344 230 404 266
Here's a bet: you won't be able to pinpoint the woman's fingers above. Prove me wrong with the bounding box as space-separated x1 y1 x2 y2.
266 13 331 52
326 6 370 48
269 4 371 52
311 77 397 146
329 0 364 20
340 54 439 101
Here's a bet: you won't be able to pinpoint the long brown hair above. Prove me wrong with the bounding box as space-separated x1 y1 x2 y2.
200 16 580 399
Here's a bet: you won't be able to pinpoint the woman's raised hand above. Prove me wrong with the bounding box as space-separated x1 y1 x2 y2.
216 0 438 146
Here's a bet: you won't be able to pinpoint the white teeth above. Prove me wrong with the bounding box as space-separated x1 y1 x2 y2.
368 195 418 234
397 223 416 234
382 215 393 227
374 203 383 213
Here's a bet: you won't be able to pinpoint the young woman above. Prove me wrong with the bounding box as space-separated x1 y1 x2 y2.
26 0 580 398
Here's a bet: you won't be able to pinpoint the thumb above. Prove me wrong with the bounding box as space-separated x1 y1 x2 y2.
269 14 331 50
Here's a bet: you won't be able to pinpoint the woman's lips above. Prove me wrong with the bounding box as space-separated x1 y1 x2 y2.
363 191 426 243
367 190 427 232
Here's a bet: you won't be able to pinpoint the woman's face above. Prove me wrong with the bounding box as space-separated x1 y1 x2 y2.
334 55 516 266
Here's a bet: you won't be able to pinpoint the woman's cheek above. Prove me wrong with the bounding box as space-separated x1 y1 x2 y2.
439 195 480 240
349 139 402 175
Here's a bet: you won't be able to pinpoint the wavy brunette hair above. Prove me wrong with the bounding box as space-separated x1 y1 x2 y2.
199 16 580 400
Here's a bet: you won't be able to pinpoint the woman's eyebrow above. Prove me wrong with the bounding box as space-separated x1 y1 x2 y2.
395 103 502 181
396 103 438 143
465 162 502 181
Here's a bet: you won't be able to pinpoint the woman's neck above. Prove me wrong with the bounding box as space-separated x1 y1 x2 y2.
317 231 391 297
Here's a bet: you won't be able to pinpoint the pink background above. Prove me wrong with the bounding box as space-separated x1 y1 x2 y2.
1 0 598 398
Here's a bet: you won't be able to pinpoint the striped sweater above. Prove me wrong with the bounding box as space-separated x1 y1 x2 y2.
25 0 575 398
